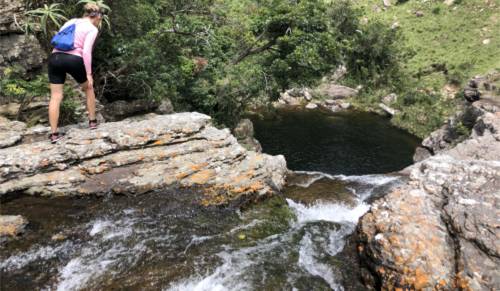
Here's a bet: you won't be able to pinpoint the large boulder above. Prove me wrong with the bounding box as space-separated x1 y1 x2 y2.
315 84 358 99
358 100 500 290
0 112 287 207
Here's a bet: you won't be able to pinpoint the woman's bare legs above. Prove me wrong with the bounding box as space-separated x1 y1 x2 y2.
81 81 96 121
49 83 64 134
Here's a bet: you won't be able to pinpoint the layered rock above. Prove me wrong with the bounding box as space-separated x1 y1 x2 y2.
0 0 46 75
358 100 500 290
0 113 287 206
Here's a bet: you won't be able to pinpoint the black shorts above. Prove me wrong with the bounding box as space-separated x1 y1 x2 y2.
48 53 88 84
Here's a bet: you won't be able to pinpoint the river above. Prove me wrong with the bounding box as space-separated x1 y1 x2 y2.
1 109 420 290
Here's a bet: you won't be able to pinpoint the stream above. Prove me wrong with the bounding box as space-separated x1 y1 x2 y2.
1 109 420 291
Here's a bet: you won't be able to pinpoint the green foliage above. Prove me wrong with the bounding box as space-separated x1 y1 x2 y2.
84 0 367 126
60 97 80 125
25 3 67 35
344 21 407 90
0 67 49 100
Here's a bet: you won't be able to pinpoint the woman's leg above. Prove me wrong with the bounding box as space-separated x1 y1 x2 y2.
81 81 96 121
49 83 64 133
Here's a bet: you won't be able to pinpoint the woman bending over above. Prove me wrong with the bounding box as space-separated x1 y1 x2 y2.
48 3 102 143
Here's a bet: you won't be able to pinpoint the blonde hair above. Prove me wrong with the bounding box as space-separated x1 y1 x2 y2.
83 3 101 18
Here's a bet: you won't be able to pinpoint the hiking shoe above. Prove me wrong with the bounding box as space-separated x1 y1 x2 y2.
89 119 98 130
49 132 65 144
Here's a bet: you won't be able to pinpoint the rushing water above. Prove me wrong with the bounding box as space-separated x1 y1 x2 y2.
1 109 419 291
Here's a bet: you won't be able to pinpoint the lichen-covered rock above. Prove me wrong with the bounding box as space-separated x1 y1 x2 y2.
0 215 28 238
358 101 500 290
0 112 286 207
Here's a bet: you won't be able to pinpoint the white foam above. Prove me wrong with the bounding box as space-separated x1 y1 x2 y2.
287 199 370 225
0 241 74 271
298 233 343 291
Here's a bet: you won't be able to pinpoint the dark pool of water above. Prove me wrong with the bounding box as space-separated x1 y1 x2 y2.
251 109 420 175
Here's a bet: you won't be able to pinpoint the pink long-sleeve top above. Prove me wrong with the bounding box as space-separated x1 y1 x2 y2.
53 18 98 75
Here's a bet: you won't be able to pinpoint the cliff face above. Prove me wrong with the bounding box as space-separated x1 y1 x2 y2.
0 0 45 76
0 112 287 207
357 99 500 290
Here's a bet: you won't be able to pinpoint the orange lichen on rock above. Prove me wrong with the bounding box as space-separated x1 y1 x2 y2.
414 267 430 290
190 163 209 171
189 169 215 184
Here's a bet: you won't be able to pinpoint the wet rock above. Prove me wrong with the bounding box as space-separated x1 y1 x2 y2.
0 112 286 207
358 103 500 290
0 215 28 238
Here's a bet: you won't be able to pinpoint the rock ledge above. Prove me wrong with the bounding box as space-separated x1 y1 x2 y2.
0 112 287 207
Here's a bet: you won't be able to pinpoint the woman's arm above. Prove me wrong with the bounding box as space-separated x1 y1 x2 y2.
82 28 98 77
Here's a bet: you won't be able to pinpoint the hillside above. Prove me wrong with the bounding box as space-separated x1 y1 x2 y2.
349 0 499 137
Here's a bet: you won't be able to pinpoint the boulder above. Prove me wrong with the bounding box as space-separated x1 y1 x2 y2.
382 93 398 105
315 84 358 99
156 99 174 114
0 215 28 238
305 102 318 109
358 101 500 290
0 112 286 207
378 103 398 116
233 118 262 152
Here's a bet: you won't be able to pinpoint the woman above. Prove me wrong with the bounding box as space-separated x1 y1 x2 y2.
48 3 102 143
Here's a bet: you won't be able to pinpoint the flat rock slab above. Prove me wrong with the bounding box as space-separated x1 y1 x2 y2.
0 112 287 207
